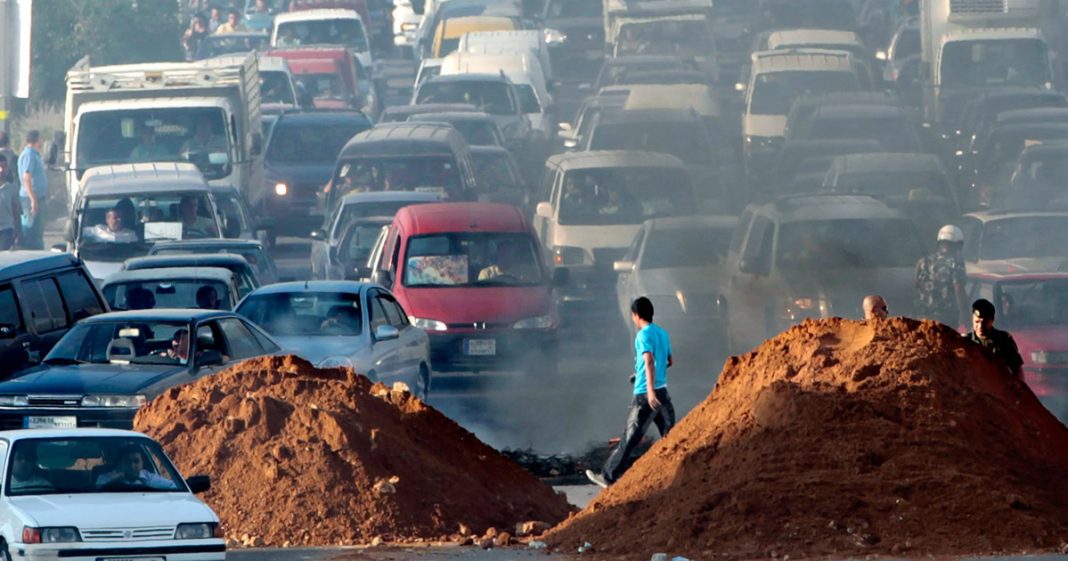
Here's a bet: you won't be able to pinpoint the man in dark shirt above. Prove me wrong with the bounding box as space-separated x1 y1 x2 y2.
968 298 1024 378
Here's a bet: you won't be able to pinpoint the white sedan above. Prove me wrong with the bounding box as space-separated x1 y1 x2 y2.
0 429 224 561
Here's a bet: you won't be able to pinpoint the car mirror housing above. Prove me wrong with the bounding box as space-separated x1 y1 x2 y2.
186 475 211 494
613 260 635 273
375 324 400 341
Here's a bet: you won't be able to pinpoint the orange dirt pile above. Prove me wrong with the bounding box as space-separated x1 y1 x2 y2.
134 355 571 547
547 318 1068 560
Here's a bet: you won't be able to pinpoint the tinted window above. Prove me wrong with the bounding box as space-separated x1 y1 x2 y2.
777 219 922 269
750 71 860 115
56 271 104 322
20 278 68 334
378 293 406 327
641 227 732 269
218 318 264 360
267 122 370 163
980 217 1068 260
0 285 21 330
589 121 710 164
369 295 390 330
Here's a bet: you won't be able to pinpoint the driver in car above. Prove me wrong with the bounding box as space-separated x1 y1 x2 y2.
96 446 178 490
179 195 218 239
478 241 536 281
87 208 138 243
156 329 191 363
10 446 52 491
180 117 226 159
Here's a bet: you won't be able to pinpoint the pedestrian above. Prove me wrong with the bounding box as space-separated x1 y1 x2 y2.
17 130 47 250
0 132 18 174
215 9 243 33
968 298 1024 379
587 296 675 489
182 14 210 59
0 155 23 250
863 295 888 320
915 224 967 328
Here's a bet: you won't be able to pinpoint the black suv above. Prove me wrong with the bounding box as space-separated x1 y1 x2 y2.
0 252 108 378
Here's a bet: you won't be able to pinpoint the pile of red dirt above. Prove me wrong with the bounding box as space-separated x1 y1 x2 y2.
134 355 571 547
546 318 1068 560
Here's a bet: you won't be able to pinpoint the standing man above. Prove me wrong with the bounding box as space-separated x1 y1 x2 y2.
587 297 675 489
17 130 47 250
968 298 1024 379
0 155 23 250
863 295 888 320
915 224 967 328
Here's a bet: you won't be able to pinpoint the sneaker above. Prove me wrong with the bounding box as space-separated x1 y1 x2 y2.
585 469 609 489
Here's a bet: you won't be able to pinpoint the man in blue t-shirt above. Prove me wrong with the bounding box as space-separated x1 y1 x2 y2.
587 296 675 488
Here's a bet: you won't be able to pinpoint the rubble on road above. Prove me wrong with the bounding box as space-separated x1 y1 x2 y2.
135 355 572 547
546 318 1068 560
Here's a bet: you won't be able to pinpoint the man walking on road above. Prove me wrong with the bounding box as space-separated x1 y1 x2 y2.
587 297 675 489
968 298 1024 379
915 224 967 328
17 130 47 250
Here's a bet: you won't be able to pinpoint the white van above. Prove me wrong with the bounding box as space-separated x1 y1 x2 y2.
272 9 374 72
440 51 553 144
458 29 554 81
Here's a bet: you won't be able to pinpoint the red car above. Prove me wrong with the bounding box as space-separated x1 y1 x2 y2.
967 271 1068 396
269 47 368 111
367 203 567 376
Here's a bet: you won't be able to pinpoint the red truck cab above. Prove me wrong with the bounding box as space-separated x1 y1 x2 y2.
269 47 365 111
370 203 566 376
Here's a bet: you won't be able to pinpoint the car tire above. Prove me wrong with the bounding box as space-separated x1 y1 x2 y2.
418 363 431 400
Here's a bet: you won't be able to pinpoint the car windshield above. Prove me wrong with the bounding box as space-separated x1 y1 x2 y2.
404 233 543 287
76 108 232 180
980 217 1068 260
77 193 219 260
237 291 362 336
895 28 920 60
589 121 711 164
6 437 184 496
641 226 731 269
807 116 920 151
416 81 516 115
261 71 297 105
332 156 464 203
197 34 267 58
750 71 860 115
546 0 601 18
777 218 922 269
558 168 696 226
275 19 369 52
296 72 351 101
267 122 369 163
993 279 1068 328
472 152 520 190
832 170 955 203
104 279 230 311
434 120 500 146
941 39 1050 89
616 20 710 57
45 321 194 367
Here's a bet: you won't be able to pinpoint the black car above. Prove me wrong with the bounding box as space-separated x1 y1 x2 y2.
262 111 374 245
0 252 109 379
0 310 281 430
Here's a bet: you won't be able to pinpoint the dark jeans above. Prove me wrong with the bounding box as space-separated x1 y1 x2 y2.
18 198 43 250
0 228 13 250
601 387 675 483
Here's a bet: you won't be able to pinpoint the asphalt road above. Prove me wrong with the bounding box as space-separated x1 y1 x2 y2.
230 545 569 560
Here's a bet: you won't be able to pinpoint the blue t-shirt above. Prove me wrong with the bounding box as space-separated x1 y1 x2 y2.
18 146 47 199
633 323 671 395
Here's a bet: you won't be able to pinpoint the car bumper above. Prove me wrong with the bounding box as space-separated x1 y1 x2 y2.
15 540 225 561
428 329 557 372
0 408 136 430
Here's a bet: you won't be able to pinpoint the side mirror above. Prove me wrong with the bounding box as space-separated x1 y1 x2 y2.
374 324 400 341
535 201 553 219
738 258 768 276
875 50 888 61
613 259 635 273
370 269 393 287
309 229 326 241
186 475 211 494
563 138 578 150
0 323 16 339
557 122 573 132
196 350 224 367
551 267 569 288
250 132 263 156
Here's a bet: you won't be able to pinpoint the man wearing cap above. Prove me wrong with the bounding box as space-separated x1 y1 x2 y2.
915 224 967 327
968 298 1024 379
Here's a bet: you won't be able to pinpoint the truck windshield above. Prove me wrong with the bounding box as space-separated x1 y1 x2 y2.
558 167 695 226
331 156 464 203
77 192 220 261
941 39 1050 89
750 71 860 115
76 108 232 180
275 19 370 53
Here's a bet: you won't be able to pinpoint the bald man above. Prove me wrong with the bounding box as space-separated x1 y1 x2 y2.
863 295 888 320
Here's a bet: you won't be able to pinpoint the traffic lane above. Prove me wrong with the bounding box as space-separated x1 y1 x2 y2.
230 545 570 560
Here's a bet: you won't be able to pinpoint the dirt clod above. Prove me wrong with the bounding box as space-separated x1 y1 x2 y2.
546 318 1068 559
135 355 571 547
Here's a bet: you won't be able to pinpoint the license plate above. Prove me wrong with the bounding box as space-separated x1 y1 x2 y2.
24 416 77 429
463 339 496 356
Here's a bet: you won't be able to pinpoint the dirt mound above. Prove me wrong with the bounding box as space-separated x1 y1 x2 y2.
546 318 1068 559
135 355 571 547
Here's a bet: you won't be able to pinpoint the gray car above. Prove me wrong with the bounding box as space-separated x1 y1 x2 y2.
235 281 432 397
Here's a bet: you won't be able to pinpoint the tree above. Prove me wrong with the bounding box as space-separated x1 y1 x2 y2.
31 0 183 103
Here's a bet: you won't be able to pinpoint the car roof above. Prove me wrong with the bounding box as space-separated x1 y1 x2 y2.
0 428 155 441
767 28 863 47
152 239 266 251
102 266 236 286
764 194 907 222
339 123 467 157
82 309 236 322
751 48 853 72
80 163 210 196
339 190 445 205
0 251 83 283
622 84 720 115
596 108 701 125
395 202 530 234
810 103 909 119
409 111 496 123
244 280 371 296
995 107 1068 122
125 254 253 270
469 145 512 157
273 110 372 127
1018 141 1068 157
831 152 944 173
379 103 479 122
965 209 1068 221
968 271 1068 281
645 215 738 231
274 8 362 23
546 150 687 171
422 72 513 85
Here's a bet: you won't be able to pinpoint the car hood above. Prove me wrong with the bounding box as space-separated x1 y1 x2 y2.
0 364 182 396
636 267 726 297
264 161 335 186
401 285 552 324
744 114 786 138
10 493 216 528
273 336 367 365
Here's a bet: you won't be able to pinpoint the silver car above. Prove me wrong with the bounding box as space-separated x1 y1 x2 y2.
235 281 433 397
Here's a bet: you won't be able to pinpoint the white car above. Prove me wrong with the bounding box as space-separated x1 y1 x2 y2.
0 429 224 561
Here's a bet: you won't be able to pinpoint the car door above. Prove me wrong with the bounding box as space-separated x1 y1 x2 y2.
727 214 775 352
0 284 30 378
14 276 71 366
366 288 405 381
215 317 271 365
380 291 424 377
616 225 646 330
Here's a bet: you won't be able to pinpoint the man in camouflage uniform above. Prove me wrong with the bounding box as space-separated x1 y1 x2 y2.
915 224 967 327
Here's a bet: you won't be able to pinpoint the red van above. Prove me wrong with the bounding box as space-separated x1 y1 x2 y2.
369 203 565 376
269 47 373 112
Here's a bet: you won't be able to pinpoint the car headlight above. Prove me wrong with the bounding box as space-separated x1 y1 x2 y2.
175 523 218 540
23 527 82 544
514 314 553 329
0 395 28 406
318 356 355 369
552 246 589 266
408 317 447 332
401 22 418 31
274 182 288 196
543 28 567 44
81 395 147 408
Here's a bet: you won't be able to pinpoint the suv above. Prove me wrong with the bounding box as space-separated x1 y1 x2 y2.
724 194 923 353
0 252 108 378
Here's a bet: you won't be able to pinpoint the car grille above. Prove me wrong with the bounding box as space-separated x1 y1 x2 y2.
81 526 176 542
27 395 83 407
